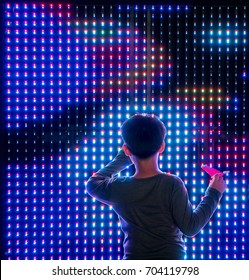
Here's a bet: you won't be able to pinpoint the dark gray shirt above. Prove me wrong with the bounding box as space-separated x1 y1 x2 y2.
86 150 222 260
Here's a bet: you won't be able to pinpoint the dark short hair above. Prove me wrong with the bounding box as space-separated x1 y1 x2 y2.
121 113 167 159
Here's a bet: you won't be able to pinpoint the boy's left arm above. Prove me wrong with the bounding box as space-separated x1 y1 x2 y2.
86 149 133 203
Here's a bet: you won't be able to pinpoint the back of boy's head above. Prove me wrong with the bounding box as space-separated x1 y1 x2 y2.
121 113 167 159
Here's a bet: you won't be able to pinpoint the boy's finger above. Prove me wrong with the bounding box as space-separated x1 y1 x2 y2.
211 173 222 180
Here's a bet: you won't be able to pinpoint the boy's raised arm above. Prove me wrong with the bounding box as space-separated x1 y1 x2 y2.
171 175 225 237
86 149 133 203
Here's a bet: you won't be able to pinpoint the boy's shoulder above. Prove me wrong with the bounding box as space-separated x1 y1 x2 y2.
163 173 184 183
116 172 184 186
160 173 185 188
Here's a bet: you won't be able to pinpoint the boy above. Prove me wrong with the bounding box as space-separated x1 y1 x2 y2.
86 113 227 259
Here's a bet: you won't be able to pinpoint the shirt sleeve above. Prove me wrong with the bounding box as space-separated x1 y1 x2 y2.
171 176 223 237
86 150 133 203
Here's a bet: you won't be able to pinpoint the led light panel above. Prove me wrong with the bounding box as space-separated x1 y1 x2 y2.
3 3 248 260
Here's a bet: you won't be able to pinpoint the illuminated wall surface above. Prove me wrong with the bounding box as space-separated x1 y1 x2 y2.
3 3 249 259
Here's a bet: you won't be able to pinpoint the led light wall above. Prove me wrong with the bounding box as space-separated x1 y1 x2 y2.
3 3 248 260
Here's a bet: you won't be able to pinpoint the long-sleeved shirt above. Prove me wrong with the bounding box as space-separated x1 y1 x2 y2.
86 150 222 260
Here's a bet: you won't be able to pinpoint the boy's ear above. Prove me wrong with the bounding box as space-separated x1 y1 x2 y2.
122 144 132 156
159 142 165 154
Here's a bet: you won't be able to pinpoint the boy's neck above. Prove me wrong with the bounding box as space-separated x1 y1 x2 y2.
132 154 163 179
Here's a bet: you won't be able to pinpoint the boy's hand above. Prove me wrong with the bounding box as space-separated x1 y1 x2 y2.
208 174 227 194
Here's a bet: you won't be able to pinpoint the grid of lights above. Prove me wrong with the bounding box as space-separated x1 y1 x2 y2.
4 3 248 260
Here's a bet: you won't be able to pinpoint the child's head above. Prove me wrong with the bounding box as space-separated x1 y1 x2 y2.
121 113 167 159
